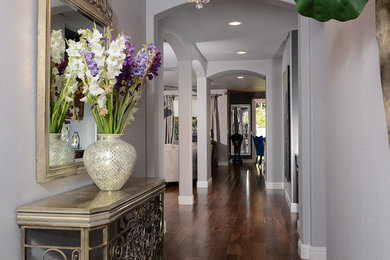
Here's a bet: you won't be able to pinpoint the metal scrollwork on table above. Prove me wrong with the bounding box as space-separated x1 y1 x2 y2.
108 195 164 260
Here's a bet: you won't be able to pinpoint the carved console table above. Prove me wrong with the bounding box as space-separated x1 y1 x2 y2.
17 178 165 260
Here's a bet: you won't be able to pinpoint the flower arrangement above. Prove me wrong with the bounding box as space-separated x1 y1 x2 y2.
66 27 162 134
50 30 79 133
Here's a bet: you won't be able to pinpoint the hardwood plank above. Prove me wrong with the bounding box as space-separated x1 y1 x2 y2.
163 164 300 259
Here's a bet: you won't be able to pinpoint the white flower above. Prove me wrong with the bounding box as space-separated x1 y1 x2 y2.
65 96 74 103
78 29 87 35
106 57 123 79
107 36 126 56
106 36 126 80
91 43 106 72
80 96 88 103
91 29 103 43
133 91 142 102
66 40 85 58
88 76 105 96
89 85 105 96
99 107 108 116
52 67 60 82
68 81 79 94
97 95 107 109
52 67 59 75
50 30 65 64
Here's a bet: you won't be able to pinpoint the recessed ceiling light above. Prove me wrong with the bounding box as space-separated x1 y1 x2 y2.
237 76 244 79
236 51 246 55
229 21 242 26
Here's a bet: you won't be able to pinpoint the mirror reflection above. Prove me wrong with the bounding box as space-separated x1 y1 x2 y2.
49 0 104 168
231 104 251 156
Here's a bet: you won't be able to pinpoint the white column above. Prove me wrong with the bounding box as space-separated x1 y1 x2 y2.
297 16 311 259
197 77 212 188
178 60 194 205
297 16 327 259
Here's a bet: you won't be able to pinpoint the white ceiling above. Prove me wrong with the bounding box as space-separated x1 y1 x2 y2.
210 73 266 92
161 0 298 91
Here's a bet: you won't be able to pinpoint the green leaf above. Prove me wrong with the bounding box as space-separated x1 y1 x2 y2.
295 0 368 22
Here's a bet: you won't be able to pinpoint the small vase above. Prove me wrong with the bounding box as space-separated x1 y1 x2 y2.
49 133 75 167
84 134 137 191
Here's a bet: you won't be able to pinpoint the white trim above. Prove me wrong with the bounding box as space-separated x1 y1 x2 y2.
197 181 208 188
298 239 327 260
291 203 299 213
197 177 212 188
310 247 327 260
178 195 194 205
298 239 310 259
218 161 229 166
284 189 299 213
265 181 285 190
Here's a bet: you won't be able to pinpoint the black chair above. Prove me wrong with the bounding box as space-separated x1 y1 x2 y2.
231 133 244 163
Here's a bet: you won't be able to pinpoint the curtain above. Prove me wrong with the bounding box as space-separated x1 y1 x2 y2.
211 95 220 143
164 95 175 144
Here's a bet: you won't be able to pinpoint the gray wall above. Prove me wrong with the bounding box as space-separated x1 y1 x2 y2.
111 0 147 177
0 0 146 258
325 0 390 258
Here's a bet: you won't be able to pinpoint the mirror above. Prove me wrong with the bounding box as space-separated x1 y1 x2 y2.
230 104 251 156
37 0 112 182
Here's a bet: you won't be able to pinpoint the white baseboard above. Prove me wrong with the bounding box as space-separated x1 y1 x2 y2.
284 189 299 213
178 195 194 205
265 181 284 190
197 177 212 188
310 247 327 260
298 239 327 260
218 161 229 166
298 240 310 259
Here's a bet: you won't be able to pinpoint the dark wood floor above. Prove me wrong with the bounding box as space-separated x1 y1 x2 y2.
163 164 300 260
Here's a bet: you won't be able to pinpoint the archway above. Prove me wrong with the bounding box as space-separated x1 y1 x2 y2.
208 70 267 172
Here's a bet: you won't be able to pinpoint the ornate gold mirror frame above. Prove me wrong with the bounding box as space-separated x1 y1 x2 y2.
37 0 112 183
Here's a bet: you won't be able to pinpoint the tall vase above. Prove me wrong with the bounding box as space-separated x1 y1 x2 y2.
49 133 75 167
84 134 137 191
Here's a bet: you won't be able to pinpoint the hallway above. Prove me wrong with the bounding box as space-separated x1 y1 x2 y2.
163 165 300 259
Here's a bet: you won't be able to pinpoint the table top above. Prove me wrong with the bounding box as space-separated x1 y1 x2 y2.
17 177 165 227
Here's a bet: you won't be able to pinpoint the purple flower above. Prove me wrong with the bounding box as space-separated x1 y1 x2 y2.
147 43 154 51
82 50 99 76
114 35 137 91
58 60 68 75
148 50 162 80
132 50 149 77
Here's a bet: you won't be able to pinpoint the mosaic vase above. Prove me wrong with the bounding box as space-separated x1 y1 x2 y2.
84 134 137 191
49 133 75 167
